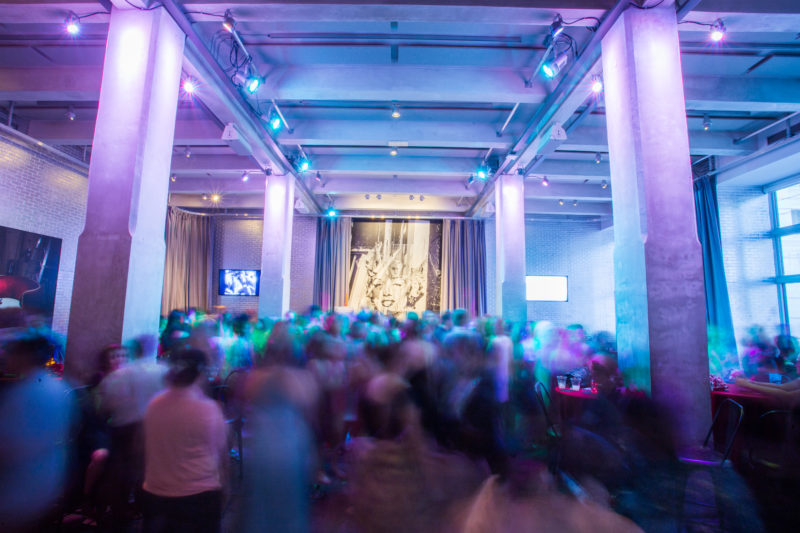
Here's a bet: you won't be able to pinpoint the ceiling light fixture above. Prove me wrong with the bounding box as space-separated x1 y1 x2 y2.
558 199 564 206
710 19 726 42
170 174 176 183
591 75 603 94
601 180 608 189
365 193 370 200
211 194 221 203
542 52 569 79
541 176 550 187
550 14 564 38
182 79 197 94
298 159 310 172
222 10 236 33
595 152 602 164
390 148 398 156
377 194 382 200
476 166 489 180
66 107 76 121
65 12 80 35
184 146 192 159
241 171 249 182
314 171 321 182
572 199 578 207
419 195 425 202
269 115 281 130
409 195 415 201
391 105 401 119
703 114 712 131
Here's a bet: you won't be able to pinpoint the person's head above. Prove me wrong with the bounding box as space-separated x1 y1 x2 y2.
97 344 128 374
232 314 250 337
167 347 207 387
0 331 57 375
452 309 469 328
128 334 158 360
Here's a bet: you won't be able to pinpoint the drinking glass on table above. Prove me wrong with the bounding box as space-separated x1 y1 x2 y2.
557 375 567 389
570 378 581 391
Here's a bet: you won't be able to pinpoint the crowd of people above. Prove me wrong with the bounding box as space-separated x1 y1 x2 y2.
1 305 795 532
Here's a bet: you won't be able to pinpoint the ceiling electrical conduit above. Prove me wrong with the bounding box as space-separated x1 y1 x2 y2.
159 0 322 213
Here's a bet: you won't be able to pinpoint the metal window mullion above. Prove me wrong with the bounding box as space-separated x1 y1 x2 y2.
769 191 789 327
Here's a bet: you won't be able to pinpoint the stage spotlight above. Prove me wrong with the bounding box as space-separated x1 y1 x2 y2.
66 107 76 121
390 148 398 156
327 208 337 217
269 115 281 130
541 176 550 187
202 194 208 200
703 114 712 131
710 19 726 42
601 180 608 189
245 75 261 94
184 146 192 159
314 171 321 182
476 166 489 180
542 52 569 79
595 152 602 164
550 15 564 38
182 79 197 94
558 199 564 206
222 10 236 33
591 75 603 94
170 174 176 183
391 105 401 119
65 12 80 35
241 171 249 182
211 194 221 203
298 159 310 172
572 199 578 207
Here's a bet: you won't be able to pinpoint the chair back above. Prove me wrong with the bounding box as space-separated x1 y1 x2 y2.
703 398 743 463
534 382 557 435
748 409 800 470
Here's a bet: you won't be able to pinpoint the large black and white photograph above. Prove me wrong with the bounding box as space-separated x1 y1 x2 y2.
349 219 442 316
0 225 62 324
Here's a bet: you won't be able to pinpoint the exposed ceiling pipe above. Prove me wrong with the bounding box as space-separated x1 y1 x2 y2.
496 103 519 137
734 111 800 145
159 0 321 213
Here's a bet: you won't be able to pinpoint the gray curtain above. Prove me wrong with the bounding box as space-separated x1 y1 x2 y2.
161 207 214 315
440 219 487 316
313 217 352 312
694 175 737 354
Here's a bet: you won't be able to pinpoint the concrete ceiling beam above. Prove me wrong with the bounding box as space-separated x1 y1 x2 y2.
27 119 225 146
524 198 611 216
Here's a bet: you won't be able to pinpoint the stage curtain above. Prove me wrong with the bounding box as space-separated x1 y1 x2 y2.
313 217 352 312
440 219 487 316
161 207 214 315
694 174 737 356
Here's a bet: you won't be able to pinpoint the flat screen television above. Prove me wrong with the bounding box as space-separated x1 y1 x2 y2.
219 269 260 296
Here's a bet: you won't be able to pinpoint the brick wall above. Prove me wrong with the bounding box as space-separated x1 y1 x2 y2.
211 215 317 316
289 216 317 313
0 127 88 336
525 219 616 334
212 218 264 315
717 184 780 347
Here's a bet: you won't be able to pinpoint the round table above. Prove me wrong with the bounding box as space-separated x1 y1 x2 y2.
554 386 598 421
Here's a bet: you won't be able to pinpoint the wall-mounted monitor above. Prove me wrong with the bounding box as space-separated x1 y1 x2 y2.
525 275 568 302
219 269 260 296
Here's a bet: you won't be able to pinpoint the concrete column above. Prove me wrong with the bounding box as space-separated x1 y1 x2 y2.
602 0 710 444
258 173 295 318
494 174 527 322
65 6 184 382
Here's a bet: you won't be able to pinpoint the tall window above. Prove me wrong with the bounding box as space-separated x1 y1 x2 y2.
769 181 800 335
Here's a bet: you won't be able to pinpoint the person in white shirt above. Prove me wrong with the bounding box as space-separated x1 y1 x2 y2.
141 347 227 533
97 335 167 524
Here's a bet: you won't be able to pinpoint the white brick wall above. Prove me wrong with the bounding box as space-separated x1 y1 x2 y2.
211 215 317 316
0 130 88 336
289 216 317 313
717 184 780 346
524 219 616 334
